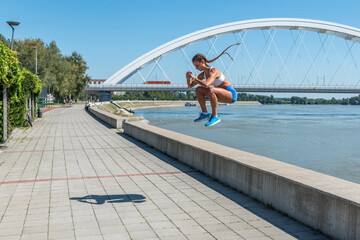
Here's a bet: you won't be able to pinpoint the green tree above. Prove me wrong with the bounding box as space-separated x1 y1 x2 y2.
14 39 48 79
13 39 90 102
66 52 90 100
0 34 10 48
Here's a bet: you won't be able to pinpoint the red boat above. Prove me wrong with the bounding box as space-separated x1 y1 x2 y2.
144 81 171 84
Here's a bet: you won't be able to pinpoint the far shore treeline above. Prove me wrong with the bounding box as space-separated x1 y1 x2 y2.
112 91 360 105
0 34 90 102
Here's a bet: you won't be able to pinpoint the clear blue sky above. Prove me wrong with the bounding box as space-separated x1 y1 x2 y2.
0 0 359 81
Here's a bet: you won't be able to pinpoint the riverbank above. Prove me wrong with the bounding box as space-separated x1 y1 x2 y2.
111 100 261 111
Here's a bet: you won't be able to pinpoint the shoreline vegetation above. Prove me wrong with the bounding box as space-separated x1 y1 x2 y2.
95 100 260 117
93 91 360 117
111 92 360 105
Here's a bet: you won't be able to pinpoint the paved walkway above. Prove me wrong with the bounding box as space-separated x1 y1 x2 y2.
0 105 328 240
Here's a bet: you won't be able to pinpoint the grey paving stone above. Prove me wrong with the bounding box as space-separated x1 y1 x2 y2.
20 232 48 240
0 227 22 237
103 232 131 240
0 236 20 240
124 222 152 232
128 229 158 239
209 230 241 240
248 219 273 229
178 225 207 235
75 227 102 237
186 233 216 240
48 230 75 239
172 219 199 228
237 228 266 238
22 225 48 234
153 227 183 237
160 235 187 240
76 235 103 240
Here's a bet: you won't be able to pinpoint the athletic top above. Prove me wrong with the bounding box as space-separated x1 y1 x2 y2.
203 67 225 87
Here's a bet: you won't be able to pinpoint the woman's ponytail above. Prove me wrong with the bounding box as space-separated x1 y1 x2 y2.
206 43 241 63
192 43 241 64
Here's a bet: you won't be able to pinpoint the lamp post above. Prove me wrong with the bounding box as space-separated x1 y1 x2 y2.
30 47 38 118
7 21 20 50
4 21 20 142
32 47 38 76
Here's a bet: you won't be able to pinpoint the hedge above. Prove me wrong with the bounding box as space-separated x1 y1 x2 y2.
0 42 42 142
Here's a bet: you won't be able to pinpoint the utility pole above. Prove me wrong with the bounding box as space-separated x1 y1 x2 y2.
31 47 38 118
33 47 38 76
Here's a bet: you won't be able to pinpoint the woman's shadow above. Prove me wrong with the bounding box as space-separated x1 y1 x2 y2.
70 194 146 205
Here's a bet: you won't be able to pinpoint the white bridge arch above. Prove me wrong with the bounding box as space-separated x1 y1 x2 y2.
104 18 360 85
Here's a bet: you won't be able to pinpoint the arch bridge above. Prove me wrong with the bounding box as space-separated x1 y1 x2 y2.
84 18 360 99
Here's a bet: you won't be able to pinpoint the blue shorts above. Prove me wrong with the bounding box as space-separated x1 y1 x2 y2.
225 85 237 103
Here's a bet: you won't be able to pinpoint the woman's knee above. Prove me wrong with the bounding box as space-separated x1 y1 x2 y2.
196 86 207 94
208 87 217 96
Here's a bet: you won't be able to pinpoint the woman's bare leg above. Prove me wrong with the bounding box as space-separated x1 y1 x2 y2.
207 87 233 117
196 87 208 113
208 88 219 117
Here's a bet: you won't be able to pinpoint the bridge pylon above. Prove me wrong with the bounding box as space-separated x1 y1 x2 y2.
99 91 112 102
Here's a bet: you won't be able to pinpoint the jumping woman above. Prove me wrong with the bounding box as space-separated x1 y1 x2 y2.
186 43 239 126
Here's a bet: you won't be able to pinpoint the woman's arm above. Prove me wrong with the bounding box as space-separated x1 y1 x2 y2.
191 68 219 88
186 71 198 88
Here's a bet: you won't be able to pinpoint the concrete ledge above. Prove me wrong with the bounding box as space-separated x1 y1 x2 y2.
88 107 145 128
124 121 360 240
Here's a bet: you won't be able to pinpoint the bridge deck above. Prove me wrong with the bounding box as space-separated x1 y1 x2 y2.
84 84 360 94
0 105 327 240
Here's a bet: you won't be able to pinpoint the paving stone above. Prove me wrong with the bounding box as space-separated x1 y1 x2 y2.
186 233 216 240
237 228 266 238
103 232 130 240
0 227 22 236
20 232 48 240
128 229 158 239
48 230 75 239
178 225 207 235
0 236 20 240
153 227 183 237
211 230 243 240
159 235 187 240
22 225 48 234
149 221 176 230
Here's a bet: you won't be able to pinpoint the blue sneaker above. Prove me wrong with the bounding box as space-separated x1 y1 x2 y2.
194 113 211 122
205 115 221 126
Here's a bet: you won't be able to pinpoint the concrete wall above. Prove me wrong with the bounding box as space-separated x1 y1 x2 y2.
88 107 145 128
123 121 360 240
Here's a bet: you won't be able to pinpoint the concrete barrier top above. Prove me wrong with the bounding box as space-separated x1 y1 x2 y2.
90 106 124 119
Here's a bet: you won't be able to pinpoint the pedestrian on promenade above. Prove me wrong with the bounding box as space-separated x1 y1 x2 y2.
26 111 32 127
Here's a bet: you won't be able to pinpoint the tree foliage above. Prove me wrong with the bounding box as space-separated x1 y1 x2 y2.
0 42 42 141
0 34 90 102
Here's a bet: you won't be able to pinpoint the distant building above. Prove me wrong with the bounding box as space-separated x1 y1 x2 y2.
88 79 125 95
89 79 106 85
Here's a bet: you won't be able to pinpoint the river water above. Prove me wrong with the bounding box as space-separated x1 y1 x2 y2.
135 104 360 184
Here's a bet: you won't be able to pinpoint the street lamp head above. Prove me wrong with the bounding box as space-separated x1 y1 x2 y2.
7 21 20 50
32 47 37 49
7 21 20 27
